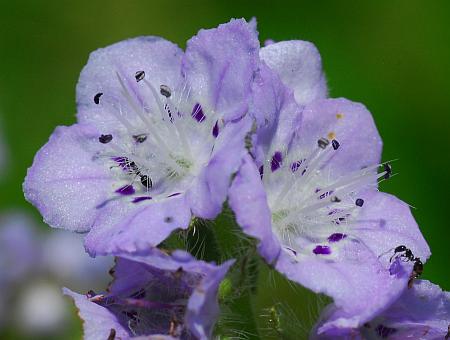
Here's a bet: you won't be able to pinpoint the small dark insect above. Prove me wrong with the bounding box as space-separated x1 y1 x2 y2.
408 257 423 289
135 70 145 82
99 134 113 144
390 245 423 289
94 92 103 104
107 328 116 340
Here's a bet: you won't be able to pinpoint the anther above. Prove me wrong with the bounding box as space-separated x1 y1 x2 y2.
135 70 145 82
355 198 364 207
133 134 147 143
331 139 340 150
140 175 152 189
160 85 171 98
318 137 330 149
331 196 341 203
383 163 392 179
94 92 103 104
99 134 113 144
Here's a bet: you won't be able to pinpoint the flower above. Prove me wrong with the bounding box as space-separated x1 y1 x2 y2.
64 249 233 339
230 76 430 326
311 280 450 339
23 19 260 256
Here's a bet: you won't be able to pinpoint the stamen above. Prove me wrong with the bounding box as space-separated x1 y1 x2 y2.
160 85 171 98
132 134 147 143
355 198 364 207
99 134 113 144
318 137 329 149
313 245 331 255
383 163 392 179
135 70 145 82
331 139 340 150
94 92 103 104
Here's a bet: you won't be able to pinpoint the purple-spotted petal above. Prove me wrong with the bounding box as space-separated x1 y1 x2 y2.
276 240 411 331
186 115 252 219
298 98 383 177
354 191 430 264
182 19 260 121
84 195 191 256
76 36 183 130
260 40 328 105
23 124 112 232
229 154 281 264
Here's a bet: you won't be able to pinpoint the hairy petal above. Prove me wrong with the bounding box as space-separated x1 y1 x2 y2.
187 116 252 219
84 195 191 256
183 18 260 121
229 154 281 263
23 124 112 232
77 36 183 130
260 40 327 105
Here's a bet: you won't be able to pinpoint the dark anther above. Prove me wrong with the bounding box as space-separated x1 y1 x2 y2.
331 139 340 150
135 70 145 82
355 198 364 207
160 84 172 98
140 175 152 189
318 137 330 149
383 163 392 179
133 134 147 143
94 92 103 104
331 196 341 203
107 328 116 340
164 216 173 223
99 134 113 144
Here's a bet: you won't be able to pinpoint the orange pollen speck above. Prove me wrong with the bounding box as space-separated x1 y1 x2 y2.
336 113 344 119
328 132 336 140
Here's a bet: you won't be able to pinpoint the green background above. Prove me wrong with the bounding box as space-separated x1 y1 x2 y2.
0 0 449 338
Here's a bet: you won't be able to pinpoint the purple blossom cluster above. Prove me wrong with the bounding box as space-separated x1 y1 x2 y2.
23 19 449 339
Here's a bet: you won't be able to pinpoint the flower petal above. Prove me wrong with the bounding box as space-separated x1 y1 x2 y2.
354 191 431 263
229 154 281 264
76 36 184 130
63 288 129 340
276 240 411 330
183 19 260 121
84 195 191 256
312 280 450 339
186 116 252 219
260 40 327 105
249 62 302 165
23 124 112 232
298 98 383 176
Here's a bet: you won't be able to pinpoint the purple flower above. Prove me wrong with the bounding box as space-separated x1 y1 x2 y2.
229 95 430 326
64 249 233 339
312 280 450 339
23 19 259 256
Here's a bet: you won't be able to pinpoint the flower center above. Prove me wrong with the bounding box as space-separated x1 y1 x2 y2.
93 71 223 203
261 137 391 257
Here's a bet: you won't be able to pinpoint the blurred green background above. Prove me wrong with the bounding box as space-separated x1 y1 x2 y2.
0 0 449 338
